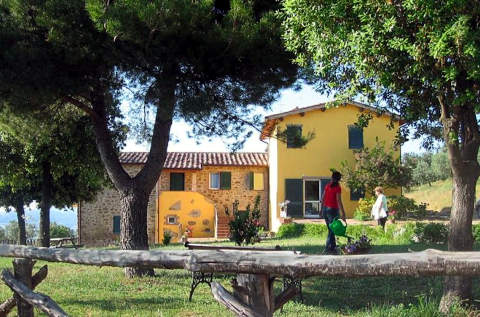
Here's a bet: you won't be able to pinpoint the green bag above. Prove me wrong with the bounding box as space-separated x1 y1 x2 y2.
329 218 347 237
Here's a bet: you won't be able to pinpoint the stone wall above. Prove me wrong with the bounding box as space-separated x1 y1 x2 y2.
79 165 157 246
79 164 269 246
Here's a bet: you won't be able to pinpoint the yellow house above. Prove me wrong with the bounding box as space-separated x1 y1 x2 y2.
260 101 402 232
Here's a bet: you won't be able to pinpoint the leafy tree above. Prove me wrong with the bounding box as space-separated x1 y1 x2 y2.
0 132 37 245
50 222 74 238
283 0 480 308
4 220 37 242
431 149 451 181
340 141 411 195
0 106 110 247
411 159 436 187
0 1 299 277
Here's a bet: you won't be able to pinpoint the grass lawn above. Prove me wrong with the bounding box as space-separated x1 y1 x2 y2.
0 229 479 316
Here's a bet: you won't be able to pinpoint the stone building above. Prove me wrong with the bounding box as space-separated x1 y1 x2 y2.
78 152 268 246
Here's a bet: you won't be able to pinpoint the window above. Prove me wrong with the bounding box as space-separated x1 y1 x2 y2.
113 216 120 234
348 125 364 149
170 172 185 191
350 187 365 201
247 172 264 190
210 172 231 189
286 125 302 148
210 173 220 189
167 216 177 224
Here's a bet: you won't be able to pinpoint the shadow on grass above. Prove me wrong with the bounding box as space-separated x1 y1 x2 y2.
63 296 187 312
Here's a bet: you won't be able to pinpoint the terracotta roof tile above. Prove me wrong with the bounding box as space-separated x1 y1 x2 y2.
119 152 268 169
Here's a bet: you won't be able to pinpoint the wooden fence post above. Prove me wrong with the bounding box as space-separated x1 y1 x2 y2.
13 258 34 317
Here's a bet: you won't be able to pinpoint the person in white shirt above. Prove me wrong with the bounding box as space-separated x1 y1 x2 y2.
371 186 388 230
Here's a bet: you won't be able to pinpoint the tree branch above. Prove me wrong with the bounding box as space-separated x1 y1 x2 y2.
63 96 101 123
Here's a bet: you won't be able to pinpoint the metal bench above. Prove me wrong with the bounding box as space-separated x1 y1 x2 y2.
184 242 303 302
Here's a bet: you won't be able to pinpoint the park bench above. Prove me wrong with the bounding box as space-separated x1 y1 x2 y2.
184 242 303 302
50 237 78 249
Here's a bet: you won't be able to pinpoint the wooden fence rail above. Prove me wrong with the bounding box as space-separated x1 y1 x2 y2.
0 245 480 316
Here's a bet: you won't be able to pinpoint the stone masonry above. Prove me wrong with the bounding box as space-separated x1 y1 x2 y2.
79 164 268 246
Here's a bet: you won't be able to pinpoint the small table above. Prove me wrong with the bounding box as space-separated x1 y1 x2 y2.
50 237 78 249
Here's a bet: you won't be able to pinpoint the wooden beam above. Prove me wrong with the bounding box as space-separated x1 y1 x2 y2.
211 282 262 317
0 245 189 269
13 258 34 317
1 246 480 278
274 285 299 312
1 270 68 317
0 265 48 317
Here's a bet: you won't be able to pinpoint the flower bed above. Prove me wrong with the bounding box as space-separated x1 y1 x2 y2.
341 234 372 255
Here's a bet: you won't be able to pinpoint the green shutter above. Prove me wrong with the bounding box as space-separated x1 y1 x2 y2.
348 126 364 149
170 173 185 191
285 179 303 217
247 172 254 190
220 172 231 189
113 216 120 234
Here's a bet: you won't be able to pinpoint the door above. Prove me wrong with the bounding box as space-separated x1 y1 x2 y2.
304 179 330 218
304 179 321 218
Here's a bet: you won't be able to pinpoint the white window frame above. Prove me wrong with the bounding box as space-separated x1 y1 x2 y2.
167 216 177 225
209 172 220 190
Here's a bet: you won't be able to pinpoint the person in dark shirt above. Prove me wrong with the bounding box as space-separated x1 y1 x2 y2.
321 171 346 254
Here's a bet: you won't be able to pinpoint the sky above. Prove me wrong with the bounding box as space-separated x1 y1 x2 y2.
123 85 425 154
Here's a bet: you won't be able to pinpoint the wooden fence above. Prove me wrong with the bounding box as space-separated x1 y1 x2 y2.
0 245 480 316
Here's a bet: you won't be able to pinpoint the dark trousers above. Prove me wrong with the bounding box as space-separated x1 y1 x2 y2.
324 207 339 251
378 217 387 229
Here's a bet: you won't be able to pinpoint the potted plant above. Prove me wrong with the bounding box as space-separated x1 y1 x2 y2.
341 234 372 255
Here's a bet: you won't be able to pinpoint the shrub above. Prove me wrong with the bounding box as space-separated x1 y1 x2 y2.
225 196 262 245
276 223 304 238
354 197 375 220
50 222 74 238
162 230 172 246
473 224 480 242
303 223 328 236
388 196 427 219
412 222 448 244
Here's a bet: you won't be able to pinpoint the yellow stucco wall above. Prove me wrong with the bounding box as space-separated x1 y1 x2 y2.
272 103 401 221
157 191 215 243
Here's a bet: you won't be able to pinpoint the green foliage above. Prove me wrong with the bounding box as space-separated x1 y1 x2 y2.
412 223 448 244
225 196 262 246
276 223 304 238
303 223 327 237
340 141 411 194
162 231 172 246
4 221 36 241
354 197 376 221
472 224 480 242
404 150 451 188
50 222 74 238
389 196 428 220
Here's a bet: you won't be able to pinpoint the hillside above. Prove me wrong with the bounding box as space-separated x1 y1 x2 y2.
405 178 480 212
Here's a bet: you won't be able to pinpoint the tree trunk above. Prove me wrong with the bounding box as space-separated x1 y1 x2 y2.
121 189 154 277
39 161 53 248
15 197 27 245
439 170 478 311
233 274 274 316
438 97 480 312
89 80 174 278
